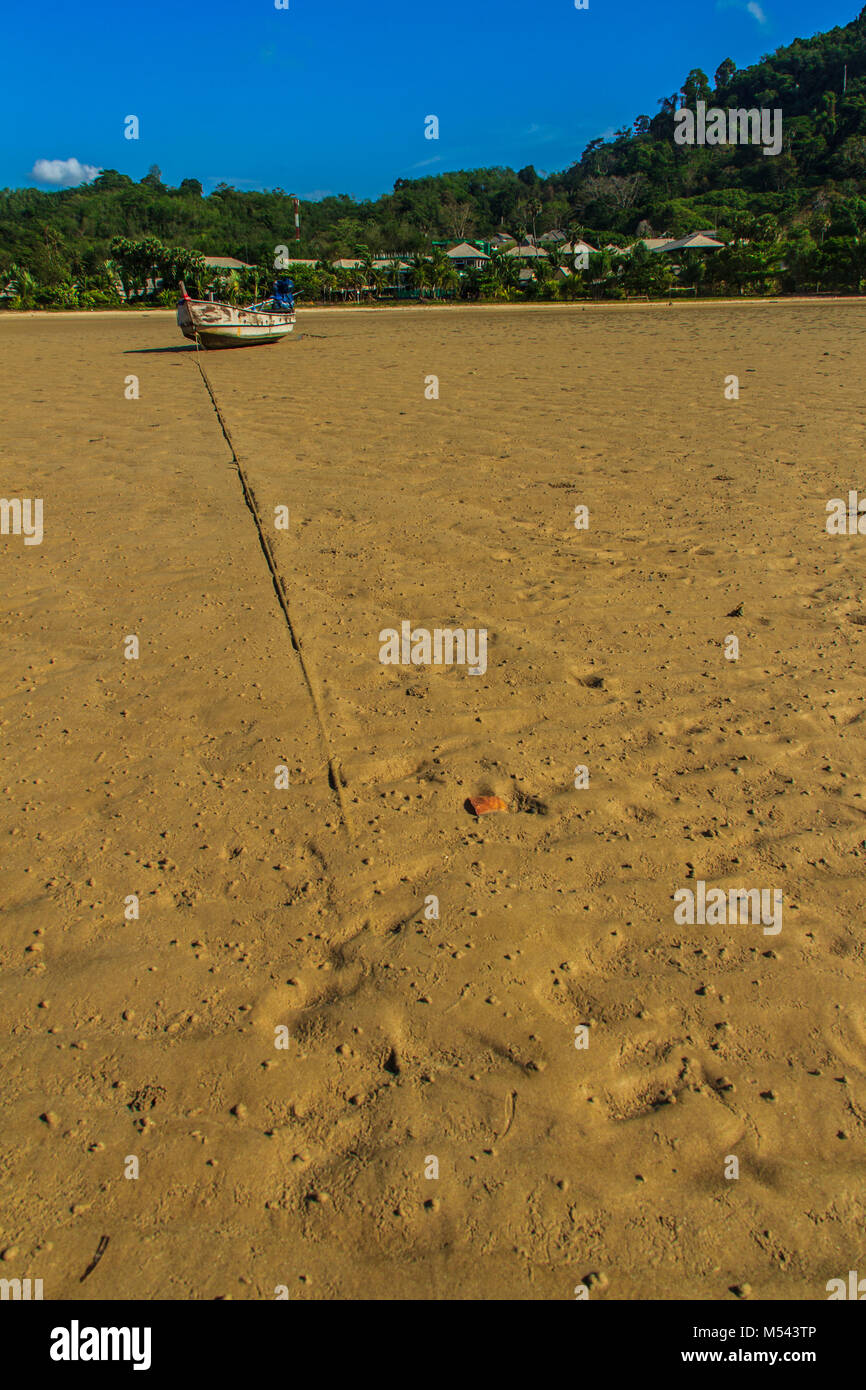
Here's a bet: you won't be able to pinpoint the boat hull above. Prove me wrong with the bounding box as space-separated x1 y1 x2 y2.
177 295 295 348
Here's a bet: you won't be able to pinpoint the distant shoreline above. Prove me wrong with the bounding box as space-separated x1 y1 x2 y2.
1 295 865 322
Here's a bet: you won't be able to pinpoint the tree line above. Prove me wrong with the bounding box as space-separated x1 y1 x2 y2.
1 6 865 306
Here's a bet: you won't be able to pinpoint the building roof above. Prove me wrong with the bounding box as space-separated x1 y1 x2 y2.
661 232 724 252
628 233 725 254
562 239 598 255
505 244 551 258
445 241 490 260
204 255 256 270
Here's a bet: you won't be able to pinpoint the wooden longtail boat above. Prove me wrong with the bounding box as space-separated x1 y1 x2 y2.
176 280 296 348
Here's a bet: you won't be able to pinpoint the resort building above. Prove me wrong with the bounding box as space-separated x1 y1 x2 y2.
444 242 491 270
628 232 724 254
658 232 724 253
505 243 553 262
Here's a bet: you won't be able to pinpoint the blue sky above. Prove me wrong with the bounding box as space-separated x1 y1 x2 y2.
3 0 857 199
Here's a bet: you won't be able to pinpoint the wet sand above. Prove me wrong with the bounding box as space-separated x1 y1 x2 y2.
2 302 866 1300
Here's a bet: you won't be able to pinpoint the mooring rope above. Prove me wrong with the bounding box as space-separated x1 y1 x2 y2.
192 337 352 837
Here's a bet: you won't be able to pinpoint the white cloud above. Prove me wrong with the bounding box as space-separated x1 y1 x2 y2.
717 0 769 24
31 157 101 187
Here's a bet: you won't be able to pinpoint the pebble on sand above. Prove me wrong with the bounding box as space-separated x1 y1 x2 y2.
467 796 508 816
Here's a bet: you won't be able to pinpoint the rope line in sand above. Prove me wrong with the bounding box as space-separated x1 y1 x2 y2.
192 342 352 837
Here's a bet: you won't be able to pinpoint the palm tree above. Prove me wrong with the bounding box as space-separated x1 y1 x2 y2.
434 259 458 299
379 257 404 298
354 244 375 297
347 264 366 302
678 249 706 294
8 265 39 309
548 243 568 275
407 254 431 299
332 266 353 301
489 249 522 294
426 250 449 299
367 265 385 300
534 253 557 286
566 220 586 252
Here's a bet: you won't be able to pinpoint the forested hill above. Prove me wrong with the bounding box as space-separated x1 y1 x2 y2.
1 5 865 283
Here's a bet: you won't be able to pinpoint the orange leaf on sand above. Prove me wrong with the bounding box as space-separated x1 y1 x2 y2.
468 796 508 816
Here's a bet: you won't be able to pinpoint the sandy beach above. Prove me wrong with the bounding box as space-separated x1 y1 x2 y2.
2 301 866 1301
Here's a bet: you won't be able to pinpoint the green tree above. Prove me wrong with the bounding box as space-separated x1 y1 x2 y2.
683 69 712 107
407 254 432 299
433 258 458 299
7 265 39 309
